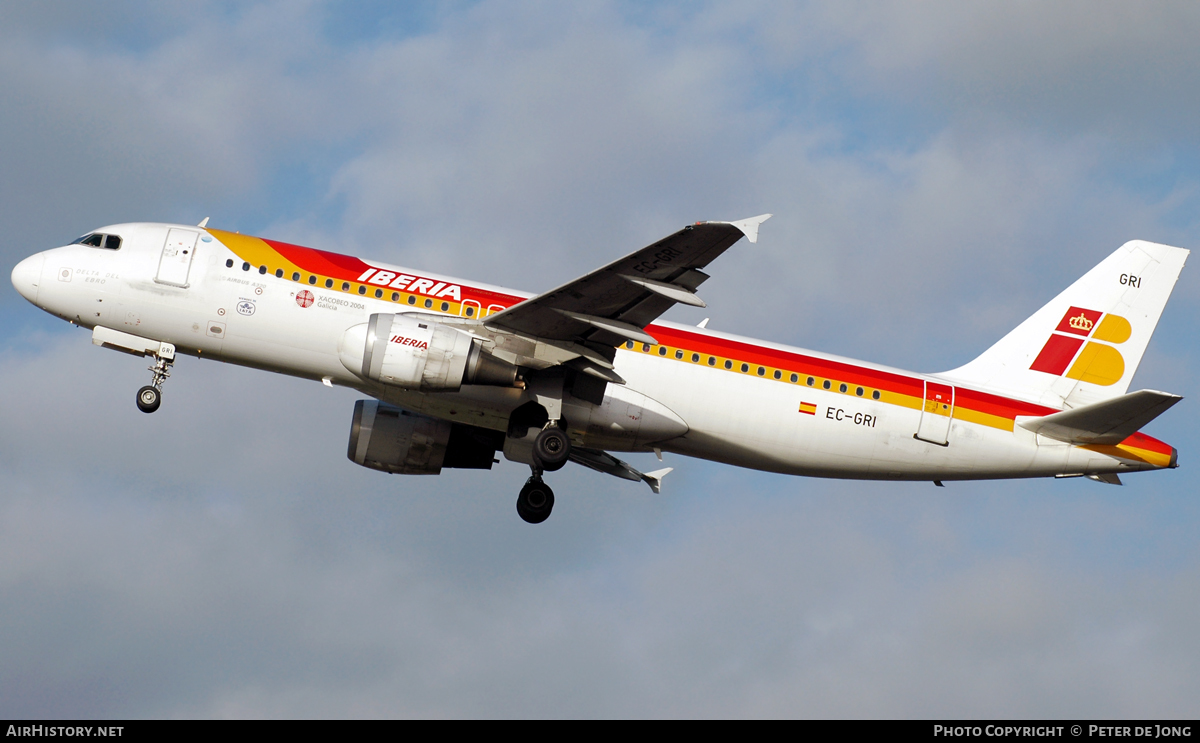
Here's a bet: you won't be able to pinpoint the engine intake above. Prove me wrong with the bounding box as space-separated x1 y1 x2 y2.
347 400 504 475
339 313 519 391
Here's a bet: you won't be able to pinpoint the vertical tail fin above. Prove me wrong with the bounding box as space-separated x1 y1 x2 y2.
942 240 1188 409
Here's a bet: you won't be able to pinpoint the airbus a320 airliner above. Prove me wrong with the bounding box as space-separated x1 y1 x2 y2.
11 216 1187 522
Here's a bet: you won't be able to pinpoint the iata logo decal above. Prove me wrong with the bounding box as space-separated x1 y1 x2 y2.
390 335 429 350
236 300 256 316
1029 306 1131 386
296 290 314 308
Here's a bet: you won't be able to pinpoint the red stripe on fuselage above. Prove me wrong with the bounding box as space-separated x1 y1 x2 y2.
647 325 925 398
1121 431 1173 455
263 239 372 278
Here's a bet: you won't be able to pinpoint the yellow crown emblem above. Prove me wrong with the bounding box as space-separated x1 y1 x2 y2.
1068 313 1093 332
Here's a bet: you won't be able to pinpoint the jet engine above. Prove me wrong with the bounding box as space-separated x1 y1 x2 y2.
347 400 505 475
339 313 519 391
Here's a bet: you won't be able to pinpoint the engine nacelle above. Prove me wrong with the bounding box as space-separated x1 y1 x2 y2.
347 400 503 475
339 313 518 391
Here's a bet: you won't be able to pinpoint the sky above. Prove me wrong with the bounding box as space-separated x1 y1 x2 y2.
1 0 1198 719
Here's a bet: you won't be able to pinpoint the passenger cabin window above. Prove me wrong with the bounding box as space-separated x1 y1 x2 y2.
326 279 334 288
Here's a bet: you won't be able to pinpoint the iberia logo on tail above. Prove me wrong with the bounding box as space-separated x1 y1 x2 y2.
1029 306 1131 386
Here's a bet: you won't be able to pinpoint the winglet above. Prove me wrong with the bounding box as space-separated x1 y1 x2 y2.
728 213 772 244
642 467 673 494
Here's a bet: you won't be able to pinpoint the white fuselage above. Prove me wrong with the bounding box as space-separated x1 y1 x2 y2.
13 222 1173 483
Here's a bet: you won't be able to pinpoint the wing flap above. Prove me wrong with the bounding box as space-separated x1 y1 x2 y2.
1018 389 1182 445
569 447 673 493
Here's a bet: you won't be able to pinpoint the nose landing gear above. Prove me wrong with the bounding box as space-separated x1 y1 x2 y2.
136 343 175 414
516 471 555 524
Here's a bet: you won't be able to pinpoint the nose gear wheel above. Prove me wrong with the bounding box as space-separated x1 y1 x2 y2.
136 385 161 413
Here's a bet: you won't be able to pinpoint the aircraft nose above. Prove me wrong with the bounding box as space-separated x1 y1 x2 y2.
11 253 45 304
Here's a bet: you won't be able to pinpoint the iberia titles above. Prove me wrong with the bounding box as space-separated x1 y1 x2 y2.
357 268 462 301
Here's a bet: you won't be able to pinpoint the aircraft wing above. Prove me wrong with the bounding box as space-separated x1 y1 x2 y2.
485 215 771 347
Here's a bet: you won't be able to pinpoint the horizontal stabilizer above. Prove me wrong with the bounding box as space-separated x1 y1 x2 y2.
1018 389 1182 445
569 448 672 493
1087 473 1123 485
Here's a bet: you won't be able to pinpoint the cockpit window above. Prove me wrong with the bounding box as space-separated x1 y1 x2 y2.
72 233 122 250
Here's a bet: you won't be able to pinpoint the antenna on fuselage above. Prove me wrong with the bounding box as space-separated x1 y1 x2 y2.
197 217 210 228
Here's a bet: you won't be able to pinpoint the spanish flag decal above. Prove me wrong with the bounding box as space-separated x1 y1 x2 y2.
799 402 817 415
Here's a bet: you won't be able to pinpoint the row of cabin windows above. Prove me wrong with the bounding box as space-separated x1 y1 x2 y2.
224 258 473 314
625 340 883 400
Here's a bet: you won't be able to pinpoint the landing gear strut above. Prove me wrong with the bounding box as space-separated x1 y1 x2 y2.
516 471 555 524
136 343 175 414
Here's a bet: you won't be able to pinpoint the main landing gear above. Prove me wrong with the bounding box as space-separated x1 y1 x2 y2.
516 423 570 524
532 425 570 471
516 472 555 524
136 344 175 414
